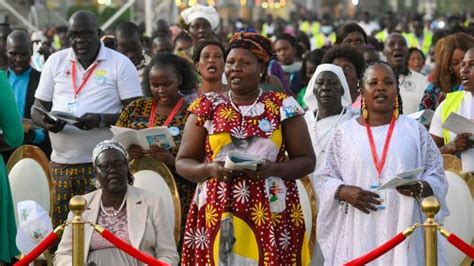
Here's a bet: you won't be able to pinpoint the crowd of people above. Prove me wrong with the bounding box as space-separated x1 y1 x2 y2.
0 3 473 266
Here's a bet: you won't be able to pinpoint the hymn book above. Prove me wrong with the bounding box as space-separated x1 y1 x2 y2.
110 126 176 150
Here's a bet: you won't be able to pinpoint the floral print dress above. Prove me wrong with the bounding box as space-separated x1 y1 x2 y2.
181 91 310 265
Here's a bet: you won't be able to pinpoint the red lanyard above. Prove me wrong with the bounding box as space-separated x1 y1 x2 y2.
365 115 397 178
71 61 98 98
148 97 184 128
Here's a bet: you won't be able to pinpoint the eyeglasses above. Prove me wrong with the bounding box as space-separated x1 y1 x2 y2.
66 30 96 41
96 160 128 172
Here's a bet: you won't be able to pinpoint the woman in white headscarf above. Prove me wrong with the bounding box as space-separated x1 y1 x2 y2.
178 4 220 47
304 64 355 170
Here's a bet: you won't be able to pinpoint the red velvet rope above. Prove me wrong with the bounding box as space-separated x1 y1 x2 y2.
446 233 474 259
344 232 406 265
14 231 59 266
101 229 169 266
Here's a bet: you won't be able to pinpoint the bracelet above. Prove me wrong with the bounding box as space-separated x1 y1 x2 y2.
335 185 344 203
417 181 424 198
335 185 349 214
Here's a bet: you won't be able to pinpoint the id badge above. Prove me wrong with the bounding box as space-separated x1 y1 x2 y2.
66 100 78 113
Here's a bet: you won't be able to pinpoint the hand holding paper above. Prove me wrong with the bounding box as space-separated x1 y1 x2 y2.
376 168 424 190
442 112 474 140
224 151 265 171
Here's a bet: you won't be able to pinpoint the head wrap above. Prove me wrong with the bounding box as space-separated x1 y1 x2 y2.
228 32 273 65
303 64 352 112
180 4 220 30
92 140 128 166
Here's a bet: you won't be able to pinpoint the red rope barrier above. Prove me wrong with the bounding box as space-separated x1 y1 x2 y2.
446 233 474 259
344 232 407 265
14 231 59 266
100 228 169 266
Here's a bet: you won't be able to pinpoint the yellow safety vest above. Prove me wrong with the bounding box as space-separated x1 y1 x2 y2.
299 21 311 35
403 31 433 55
311 22 321 37
312 32 336 49
375 29 388 43
440 91 465 144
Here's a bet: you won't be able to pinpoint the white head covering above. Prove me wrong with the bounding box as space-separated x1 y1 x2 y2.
180 4 220 30
16 200 53 254
303 63 352 112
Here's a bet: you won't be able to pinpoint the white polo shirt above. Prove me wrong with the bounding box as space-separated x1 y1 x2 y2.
35 42 143 164
399 70 428 115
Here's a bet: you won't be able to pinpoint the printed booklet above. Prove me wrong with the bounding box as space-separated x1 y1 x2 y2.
224 151 265 171
110 126 175 149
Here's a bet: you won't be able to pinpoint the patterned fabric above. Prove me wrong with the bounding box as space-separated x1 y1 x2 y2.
90 206 130 250
228 32 273 65
418 83 461 111
181 91 310 265
50 162 96 228
116 97 195 249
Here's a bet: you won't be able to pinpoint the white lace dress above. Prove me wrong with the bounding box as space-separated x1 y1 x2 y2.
314 115 449 266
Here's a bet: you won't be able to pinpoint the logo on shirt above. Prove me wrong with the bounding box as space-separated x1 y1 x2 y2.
94 69 107 85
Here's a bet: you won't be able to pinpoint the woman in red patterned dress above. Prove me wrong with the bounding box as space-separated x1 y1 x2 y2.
176 32 316 265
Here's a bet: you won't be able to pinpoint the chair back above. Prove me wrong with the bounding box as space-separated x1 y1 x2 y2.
129 156 181 243
442 154 474 266
6 145 52 226
296 176 318 257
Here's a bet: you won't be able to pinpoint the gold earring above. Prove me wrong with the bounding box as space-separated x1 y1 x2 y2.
362 97 368 120
393 97 399 118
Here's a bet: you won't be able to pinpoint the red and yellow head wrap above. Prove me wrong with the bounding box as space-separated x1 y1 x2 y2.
227 32 273 65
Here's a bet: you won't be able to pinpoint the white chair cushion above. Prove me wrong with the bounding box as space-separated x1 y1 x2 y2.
133 170 175 231
8 158 50 226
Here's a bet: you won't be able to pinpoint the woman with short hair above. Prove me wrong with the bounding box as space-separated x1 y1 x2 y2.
55 140 179 265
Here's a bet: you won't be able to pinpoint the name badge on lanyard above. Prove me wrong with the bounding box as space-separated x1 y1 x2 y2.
149 98 185 137
66 100 79 113
70 60 98 113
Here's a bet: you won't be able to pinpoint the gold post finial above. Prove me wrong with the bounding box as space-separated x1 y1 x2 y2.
69 196 87 266
69 195 87 217
421 196 440 266
421 196 440 219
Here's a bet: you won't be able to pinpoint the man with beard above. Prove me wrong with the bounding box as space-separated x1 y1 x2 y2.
31 10 142 228
383 33 428 114
3 30 51 162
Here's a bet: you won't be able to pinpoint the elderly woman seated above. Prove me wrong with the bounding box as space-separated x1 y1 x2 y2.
54 140 179 266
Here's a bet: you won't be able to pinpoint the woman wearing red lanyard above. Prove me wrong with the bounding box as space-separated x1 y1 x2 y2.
314 61 448 265
115 52 197 248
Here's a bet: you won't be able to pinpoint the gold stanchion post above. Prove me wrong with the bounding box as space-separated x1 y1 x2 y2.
69 196 87 266
421 197 440 266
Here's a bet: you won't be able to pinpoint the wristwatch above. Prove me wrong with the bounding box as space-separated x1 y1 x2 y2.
98 114 107 128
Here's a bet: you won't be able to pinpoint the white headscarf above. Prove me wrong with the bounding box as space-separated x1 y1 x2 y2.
180 4 220 30
92 140 128 166
303 64 352 112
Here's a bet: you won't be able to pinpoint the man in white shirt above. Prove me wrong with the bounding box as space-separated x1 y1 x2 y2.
384 33 428 114
358 11 380 36
31 10 142 228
